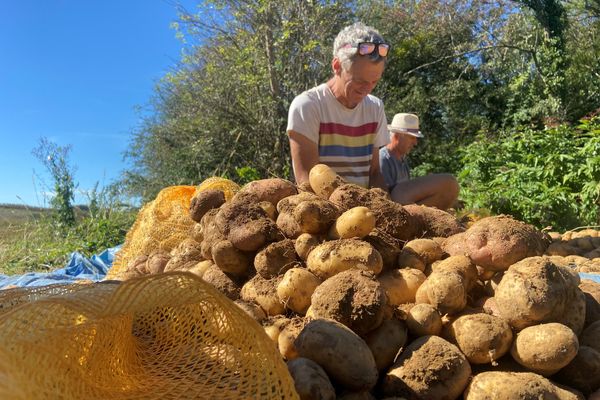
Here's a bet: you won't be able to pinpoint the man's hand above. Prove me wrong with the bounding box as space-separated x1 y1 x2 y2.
369 146 388 191
288 130 319 185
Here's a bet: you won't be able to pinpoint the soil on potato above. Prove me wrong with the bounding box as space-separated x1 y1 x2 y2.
215 192 268 235
311 269 386 336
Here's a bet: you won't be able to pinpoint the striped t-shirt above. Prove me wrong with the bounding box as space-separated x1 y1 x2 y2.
287 83 389 187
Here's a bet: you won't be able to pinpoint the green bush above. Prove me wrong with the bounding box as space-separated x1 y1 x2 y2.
458 118 600 231
0 207 136 276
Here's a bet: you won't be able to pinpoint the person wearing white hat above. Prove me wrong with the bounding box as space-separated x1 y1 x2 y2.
379 113 459 210
287 22 391 190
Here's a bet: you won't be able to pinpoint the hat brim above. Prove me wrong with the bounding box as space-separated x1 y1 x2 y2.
388 125 423 138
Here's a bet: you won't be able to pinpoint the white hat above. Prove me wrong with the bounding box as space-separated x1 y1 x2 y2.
388 113 423 138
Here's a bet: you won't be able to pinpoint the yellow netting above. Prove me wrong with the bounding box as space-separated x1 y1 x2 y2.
109 179 240 279
0 272 298 400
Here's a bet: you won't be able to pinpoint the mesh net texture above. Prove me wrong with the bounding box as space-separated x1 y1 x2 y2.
0 272 298 400
109 179 240 279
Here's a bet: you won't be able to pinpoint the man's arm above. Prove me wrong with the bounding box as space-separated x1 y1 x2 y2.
288 130 319 186
369 146 388 190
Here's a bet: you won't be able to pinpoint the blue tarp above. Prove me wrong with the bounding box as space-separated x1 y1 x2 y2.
579 272 600 284
0 245 121 289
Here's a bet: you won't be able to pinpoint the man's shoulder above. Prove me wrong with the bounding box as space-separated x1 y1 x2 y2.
294 83 329 102
365 93 384 108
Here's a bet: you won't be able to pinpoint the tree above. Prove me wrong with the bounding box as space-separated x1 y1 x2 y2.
123 0 354 201
32 138 77 231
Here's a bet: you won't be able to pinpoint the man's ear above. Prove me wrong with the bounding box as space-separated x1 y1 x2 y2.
332 57 342 76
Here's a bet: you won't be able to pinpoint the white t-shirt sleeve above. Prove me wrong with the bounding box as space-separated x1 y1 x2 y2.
286 92 320 144
374 101 390 147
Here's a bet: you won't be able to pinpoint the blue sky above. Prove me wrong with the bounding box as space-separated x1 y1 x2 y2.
0 0 198 206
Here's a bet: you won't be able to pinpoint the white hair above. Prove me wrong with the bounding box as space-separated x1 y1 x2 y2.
333 22 387 71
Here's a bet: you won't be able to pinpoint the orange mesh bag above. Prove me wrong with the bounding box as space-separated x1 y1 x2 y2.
0 272 298 400
109 179 240 279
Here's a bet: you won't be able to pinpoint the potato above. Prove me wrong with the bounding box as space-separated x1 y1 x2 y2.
446 215 550 272
146 252 171 274
443 312 513 364
240 274 285 316
228 218 284 252
234 299 266 322
294 233 323 261
581 320 600 354
254 239 298 279
276 268 321 315
383 335 471 400
465 371 583 400
309 163 345 199
403 204 465 238
406 303 442 337
310 269 387 336
554 346 600 396
306 238 383 279
211 239 252 277
293 198 340 235
494 256 585 332
396 250 426 272
199 209 225 259
294 318 379 391
329 206 376 239
287 357 335 400
216 193 284 251
187 259 214 279
402 238 445 265
189 189 225 222
364 318 408 372
364 229 404 270
328 183 419 241
378 268 426 306
431 255 478 291
202 264 241 300
580 279 600 325
276 192 336 238
278 317 307 360
337 392 376 400
262 316 290 344
238 178 298 206
510 322 578 376
415 270 467 315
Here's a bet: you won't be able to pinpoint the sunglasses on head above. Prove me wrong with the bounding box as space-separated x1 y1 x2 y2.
343 42 391 57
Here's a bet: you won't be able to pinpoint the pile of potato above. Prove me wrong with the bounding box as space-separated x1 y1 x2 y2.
125 164 600 400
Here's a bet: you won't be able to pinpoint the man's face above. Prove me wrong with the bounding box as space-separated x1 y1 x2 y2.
392 132 418 156
335 56 385 108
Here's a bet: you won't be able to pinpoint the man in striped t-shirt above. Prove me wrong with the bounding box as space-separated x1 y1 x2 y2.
287 22 390 190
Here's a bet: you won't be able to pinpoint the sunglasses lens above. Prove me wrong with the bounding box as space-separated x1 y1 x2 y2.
378 44 390 57
358 43 376 56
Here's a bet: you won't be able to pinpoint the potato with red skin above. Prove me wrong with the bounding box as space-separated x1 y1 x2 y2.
445 215 550 272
